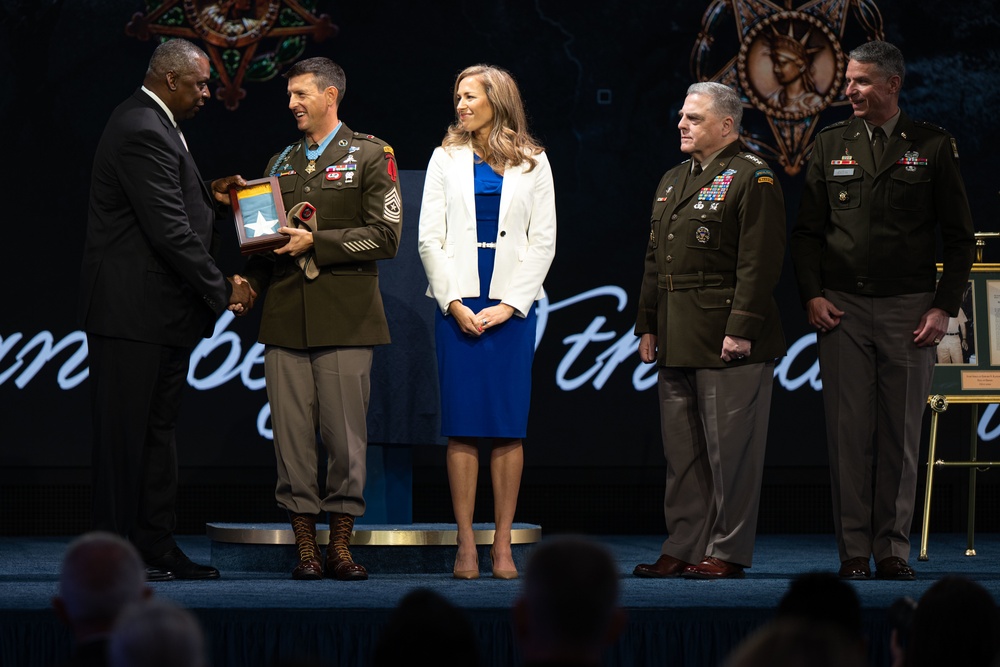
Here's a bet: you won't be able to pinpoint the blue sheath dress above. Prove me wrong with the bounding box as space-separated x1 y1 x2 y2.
435 161 537 438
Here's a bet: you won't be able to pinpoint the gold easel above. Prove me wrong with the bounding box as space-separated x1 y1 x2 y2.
919 235 1000 561
919 395 1000 560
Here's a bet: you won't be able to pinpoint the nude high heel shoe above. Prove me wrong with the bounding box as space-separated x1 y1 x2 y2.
453 550 480 580
490 545 518 580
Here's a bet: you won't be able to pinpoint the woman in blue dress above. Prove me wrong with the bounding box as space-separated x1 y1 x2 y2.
418 64 557 579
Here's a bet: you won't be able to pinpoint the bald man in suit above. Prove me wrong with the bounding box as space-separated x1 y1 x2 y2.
80 38 253 581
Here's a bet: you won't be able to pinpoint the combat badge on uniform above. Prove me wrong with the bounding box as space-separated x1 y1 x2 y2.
896 151 928 172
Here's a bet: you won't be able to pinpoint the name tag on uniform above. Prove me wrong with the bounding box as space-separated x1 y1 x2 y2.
833 168 855 176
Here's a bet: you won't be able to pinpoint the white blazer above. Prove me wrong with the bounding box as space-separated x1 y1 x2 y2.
418 145 557 317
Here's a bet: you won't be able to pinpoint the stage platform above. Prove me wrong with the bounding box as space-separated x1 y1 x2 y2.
3 532 1000 667
207 522 543 575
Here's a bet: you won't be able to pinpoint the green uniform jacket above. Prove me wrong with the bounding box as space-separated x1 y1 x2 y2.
635 141 786 368
791 111 975 316
243 123 402 349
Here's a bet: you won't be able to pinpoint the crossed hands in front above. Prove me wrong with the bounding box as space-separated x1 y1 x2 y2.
226 275 257 316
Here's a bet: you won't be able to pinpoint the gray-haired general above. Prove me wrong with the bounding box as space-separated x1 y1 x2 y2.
790 40 975 581
633 82 786 580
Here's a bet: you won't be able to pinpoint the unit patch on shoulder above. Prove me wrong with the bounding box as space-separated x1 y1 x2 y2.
384 150 398 182
754 168 774 185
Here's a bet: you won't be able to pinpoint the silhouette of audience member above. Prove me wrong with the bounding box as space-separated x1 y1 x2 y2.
886 596 916 667
372 588 481 667
775 571 866 652
109 599 207 667
52 532 152 667
906 576 1000 667
724 618 868 667
513 536 626 666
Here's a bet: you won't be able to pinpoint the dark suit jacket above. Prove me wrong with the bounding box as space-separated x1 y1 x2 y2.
791 111 975 316
635 141 786 368
79 88 229 347
243 123 402 349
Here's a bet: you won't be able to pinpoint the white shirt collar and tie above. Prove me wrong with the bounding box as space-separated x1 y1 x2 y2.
141 85 188 151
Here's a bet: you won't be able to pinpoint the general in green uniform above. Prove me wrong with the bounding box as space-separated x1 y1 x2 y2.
633 82 786 580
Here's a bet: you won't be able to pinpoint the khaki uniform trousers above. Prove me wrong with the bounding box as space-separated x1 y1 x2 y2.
265 345 373 517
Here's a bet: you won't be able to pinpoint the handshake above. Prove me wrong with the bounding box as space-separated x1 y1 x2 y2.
226 274 257 316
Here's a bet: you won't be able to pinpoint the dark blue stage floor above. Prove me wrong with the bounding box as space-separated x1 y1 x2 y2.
3 533 999 666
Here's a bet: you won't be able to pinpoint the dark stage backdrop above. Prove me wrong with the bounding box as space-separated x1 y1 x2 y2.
2 1 999 481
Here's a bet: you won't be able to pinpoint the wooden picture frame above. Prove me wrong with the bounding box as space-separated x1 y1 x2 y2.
230 176 289 255
930 264 1000 397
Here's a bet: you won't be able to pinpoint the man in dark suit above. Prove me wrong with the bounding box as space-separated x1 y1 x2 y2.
632 82 786 580
242 58 401 581
791 41 975 580
80 38 254 581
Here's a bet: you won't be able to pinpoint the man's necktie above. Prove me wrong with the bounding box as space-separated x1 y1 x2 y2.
871 126 885 165
692 162 703 177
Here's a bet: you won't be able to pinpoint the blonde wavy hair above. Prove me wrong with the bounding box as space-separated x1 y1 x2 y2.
442 64 543 172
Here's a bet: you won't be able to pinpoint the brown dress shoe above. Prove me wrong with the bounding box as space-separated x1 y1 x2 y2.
838 556 871 580
875 556 915 580
633 554 691 578
682 556 745 579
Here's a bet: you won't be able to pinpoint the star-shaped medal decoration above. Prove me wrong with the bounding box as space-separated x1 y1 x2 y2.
126 0 338 110
691 0 885 175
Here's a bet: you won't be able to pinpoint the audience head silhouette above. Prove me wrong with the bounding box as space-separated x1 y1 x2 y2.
109 598 206 667
906 576 999 667
724 618 867 667
513 536 625 666
53 531 151 644
372 588 481 667
776 571 864 645
886 596 916 667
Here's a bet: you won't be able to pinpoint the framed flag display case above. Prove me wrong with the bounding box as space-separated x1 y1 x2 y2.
231 176 289 255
